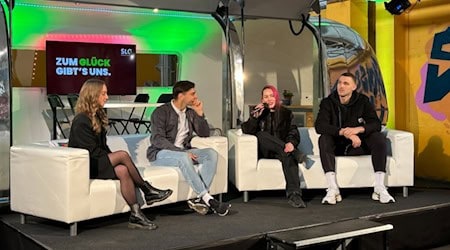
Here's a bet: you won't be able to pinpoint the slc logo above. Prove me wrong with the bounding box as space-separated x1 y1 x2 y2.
120 48 134 56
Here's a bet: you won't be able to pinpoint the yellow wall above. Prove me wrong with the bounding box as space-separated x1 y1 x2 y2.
325 0 450 182
396 1 450 182
322 0 368 40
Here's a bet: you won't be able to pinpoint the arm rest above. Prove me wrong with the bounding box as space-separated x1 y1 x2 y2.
386 129 414 185
227 129 259 190
10 145 91 223
191 136 228 194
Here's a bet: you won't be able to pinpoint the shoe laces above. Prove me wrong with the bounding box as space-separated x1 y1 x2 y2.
375 186 389 195
325 188 339 196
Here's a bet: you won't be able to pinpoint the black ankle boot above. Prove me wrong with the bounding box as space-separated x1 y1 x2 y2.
128 204 157 230
141 181 173 205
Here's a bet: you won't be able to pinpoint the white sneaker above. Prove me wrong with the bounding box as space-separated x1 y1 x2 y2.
321 188 342 205
372 186 395 203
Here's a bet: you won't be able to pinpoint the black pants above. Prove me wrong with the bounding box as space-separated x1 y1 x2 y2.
318 132 387 173
256 131 301 195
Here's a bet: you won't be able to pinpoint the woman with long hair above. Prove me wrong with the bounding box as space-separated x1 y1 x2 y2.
68 78 172 230
241 84 307 208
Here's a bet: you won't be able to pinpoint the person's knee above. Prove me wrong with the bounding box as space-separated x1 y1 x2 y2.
319 135 334 149
117 150 130 159
206 148 218 161
178 153 193 167
371 133 387 150
114 165 129 179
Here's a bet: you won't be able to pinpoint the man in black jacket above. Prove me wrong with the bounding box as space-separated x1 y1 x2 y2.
315 72 395 205
241 85 307 208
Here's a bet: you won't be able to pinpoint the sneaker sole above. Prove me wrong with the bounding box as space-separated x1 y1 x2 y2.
372 192 395 203
212 204 231 216
321 194 342 205
288 200 307 208
187 201 209 215
146 190 173 206
128 222 158 230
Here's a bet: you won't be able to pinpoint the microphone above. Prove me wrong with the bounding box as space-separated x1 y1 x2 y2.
251 103 269 117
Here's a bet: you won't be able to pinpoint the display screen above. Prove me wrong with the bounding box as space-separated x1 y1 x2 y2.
46 41 136 95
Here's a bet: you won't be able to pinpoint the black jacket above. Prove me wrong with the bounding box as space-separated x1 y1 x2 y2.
147 102 210 161
315 91 381 137
68 112 112 178
241 105 300 147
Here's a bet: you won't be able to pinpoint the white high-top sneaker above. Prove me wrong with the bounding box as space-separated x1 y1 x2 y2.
321 188 342 205
372 186 396 203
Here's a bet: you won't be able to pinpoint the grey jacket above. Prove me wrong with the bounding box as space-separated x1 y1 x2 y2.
147 102 210 161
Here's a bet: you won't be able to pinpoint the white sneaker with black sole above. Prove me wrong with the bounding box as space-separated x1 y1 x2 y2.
321 188 342 205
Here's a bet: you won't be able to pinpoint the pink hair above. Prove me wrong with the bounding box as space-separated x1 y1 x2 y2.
262 84 281 108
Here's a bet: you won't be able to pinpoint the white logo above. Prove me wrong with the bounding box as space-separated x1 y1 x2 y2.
120 48 133 56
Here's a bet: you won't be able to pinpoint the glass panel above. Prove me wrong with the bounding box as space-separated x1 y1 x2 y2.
0 2 11 200
233 18 315 120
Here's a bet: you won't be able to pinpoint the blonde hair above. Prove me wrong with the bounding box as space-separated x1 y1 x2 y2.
76 79 109 134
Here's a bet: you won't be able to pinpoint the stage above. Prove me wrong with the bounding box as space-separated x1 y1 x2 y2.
1 187 450 250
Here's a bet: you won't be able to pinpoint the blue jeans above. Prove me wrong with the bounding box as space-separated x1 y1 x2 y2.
152 148 218 197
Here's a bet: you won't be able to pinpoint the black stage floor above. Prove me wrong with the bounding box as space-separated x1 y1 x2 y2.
1 187 450 250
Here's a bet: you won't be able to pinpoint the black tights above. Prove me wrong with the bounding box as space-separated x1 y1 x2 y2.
108 150 146 206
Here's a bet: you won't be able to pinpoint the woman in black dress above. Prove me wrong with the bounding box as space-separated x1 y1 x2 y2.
68 78 172 230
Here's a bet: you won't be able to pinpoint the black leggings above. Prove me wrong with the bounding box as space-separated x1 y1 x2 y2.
256 131 301 195
318 132 387 173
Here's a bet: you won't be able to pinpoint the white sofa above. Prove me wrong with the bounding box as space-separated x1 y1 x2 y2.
228 127 414 202
10 134 228 236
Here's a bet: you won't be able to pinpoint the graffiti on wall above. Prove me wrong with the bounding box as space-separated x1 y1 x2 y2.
416 26 450 125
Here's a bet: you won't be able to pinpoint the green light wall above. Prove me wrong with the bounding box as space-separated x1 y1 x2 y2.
129 18 217 52
11 3 221 53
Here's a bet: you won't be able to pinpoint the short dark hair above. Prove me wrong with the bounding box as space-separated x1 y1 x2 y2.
340 72 357 84
172 80 195 99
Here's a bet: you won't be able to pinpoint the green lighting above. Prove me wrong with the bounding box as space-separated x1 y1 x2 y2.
15 2 212 19
310 21 331 26
11 2 220 51
130 18 220 51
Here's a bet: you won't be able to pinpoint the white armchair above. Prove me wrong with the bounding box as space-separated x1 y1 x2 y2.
228 127 414 202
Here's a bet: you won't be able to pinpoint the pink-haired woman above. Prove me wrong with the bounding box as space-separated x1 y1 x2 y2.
241 84 307 208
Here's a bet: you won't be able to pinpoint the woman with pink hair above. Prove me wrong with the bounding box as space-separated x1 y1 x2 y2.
241 85 307 208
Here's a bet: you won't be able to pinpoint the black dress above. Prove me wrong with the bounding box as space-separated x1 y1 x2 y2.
68 113 117 179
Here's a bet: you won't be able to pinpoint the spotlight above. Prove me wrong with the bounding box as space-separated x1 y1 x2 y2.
384 0 411 15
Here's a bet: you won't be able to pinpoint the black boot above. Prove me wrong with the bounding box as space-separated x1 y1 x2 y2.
128 204 157 230
141 181 173 205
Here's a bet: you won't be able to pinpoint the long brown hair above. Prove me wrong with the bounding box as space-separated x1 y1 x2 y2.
76 79 109 134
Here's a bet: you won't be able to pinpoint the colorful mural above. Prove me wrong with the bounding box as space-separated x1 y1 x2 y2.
413 24 450 182
417 27 450 125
